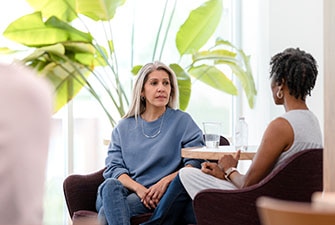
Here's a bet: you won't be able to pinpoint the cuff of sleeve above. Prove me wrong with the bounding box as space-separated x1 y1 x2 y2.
184 159 204 169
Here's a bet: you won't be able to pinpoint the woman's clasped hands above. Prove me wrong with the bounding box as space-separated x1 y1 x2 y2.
201 150 241 180
140 178 170 209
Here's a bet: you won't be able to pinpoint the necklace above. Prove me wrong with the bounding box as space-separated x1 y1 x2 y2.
141 111 166 138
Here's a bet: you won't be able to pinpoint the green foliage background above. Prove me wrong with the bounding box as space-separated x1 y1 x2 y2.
2 0 256 127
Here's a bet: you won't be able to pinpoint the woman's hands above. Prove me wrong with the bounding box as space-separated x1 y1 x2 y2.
201 150 241 179
119 172 174 209
201 161 225 179
141 178 170 209
219 150 240 172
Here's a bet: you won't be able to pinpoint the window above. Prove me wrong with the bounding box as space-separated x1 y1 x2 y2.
1 0 242 224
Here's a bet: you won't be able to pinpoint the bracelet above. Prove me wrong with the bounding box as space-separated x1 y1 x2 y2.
224 167 238 181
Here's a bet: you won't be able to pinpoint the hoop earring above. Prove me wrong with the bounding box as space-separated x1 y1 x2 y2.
276 89 283 99
140 96 145 101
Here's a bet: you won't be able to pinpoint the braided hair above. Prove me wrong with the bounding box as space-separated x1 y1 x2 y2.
270 48 318 100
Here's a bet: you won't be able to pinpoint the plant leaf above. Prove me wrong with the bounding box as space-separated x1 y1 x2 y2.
170 63 192 110
24 44 66 62
3 12 63 46
192 49 237 63
213 38 257 107
45 16 93 42
225 60 256 108
215 37 257 93
63 42 96 54
176 0 222 55
61 42 97 67
191 38 257 108
27 0 77 22
0 47 21 54
22 45 91 112
188 64 238 95
131 65 143 75
77 0 126 21
44 61 90 112
3 12 92 47
92 45 109 67
2 0 257 126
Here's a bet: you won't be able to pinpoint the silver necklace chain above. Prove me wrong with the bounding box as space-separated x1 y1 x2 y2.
141 112 165 138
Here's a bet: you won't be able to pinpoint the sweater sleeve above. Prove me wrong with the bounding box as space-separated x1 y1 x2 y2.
103 125 129 179
180 113 205 168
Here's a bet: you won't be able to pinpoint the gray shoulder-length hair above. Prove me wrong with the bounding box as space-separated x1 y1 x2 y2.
123 61 179 119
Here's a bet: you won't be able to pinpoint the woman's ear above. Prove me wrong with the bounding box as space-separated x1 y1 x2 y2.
279 78 285 86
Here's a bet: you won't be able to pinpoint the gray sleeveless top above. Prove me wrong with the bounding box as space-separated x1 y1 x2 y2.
273 110 323 169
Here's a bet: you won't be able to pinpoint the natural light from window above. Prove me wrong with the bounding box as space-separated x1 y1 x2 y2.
0 0 241 224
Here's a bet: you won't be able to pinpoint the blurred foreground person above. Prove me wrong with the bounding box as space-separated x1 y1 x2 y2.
0 63 53 225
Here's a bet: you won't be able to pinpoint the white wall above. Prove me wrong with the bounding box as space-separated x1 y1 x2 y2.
269 0 324 126
241 0 324 145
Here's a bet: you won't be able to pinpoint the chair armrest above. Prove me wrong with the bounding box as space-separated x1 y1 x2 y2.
63 168 105 218
193 188 261 225
193 149 323 225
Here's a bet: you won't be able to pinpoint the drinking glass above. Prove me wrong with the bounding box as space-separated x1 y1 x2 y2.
203 122 222 148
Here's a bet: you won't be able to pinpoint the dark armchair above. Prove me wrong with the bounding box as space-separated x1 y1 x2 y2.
63 168 152 225
193 148 323 225
63 136 230 225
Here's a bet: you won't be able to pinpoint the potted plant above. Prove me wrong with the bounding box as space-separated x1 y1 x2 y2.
1 0 256 127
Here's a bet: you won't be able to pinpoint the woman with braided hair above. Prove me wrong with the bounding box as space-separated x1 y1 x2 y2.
141 47 323 225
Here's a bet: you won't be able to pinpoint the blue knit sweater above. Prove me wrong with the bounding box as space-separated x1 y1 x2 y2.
103 107 205 188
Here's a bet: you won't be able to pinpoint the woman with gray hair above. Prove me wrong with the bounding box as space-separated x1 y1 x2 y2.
96 61 204 225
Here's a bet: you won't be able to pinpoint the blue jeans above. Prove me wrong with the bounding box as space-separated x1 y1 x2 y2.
140 174 196 225
96 178 152 225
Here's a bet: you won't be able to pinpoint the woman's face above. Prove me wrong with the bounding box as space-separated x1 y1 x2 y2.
142 69 171 109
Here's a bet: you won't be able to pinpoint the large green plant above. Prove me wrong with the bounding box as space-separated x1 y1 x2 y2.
2 0 256 127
